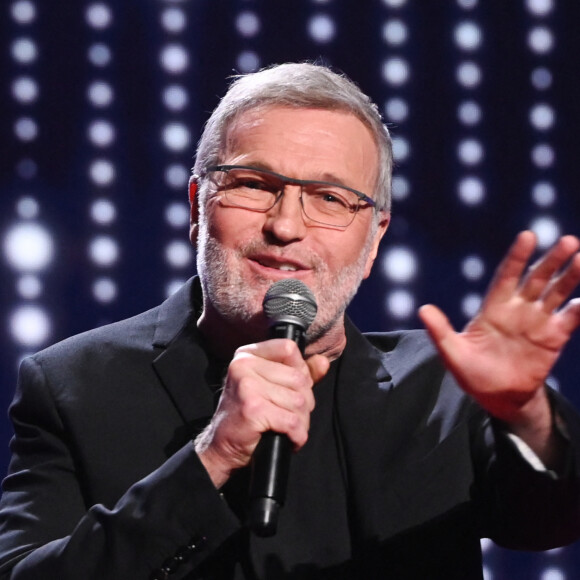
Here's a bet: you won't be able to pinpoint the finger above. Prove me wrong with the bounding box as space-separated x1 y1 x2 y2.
237 339 309 373
519 235 580 302
557 297 580 335
306 354 331 384
541 252 580 312
483 231 537 306
418 304 457 349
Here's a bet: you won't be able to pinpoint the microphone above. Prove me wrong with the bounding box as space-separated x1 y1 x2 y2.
249 279 318 537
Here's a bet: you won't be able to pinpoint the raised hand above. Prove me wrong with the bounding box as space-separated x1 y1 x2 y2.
194 339 329 488
419 231 580 438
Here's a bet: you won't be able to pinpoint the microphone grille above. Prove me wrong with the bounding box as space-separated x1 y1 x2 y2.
263 279 317 330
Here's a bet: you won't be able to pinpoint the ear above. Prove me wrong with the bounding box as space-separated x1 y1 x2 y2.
189 176 200 247
363 211 390 279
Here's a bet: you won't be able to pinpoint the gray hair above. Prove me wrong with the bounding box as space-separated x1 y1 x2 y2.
193 62 393 213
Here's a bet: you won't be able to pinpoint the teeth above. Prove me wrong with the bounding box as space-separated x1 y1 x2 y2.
279 265 298 271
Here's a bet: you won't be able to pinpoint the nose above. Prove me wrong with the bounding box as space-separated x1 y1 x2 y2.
263 185 308 242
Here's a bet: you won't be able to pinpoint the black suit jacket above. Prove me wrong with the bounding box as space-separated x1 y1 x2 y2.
0 278 579 579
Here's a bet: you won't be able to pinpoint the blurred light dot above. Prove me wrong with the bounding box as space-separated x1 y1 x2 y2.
458 0 479 8
4 222 54 271
382 57 410 86
16 158 37 180
547 375 560 392
392 136 410 162
458 139 484 165
14 117 38 141
461 255 485 280
161 7 186 33
480 538 494 554
160 44 189 74
89 235 119 266
530 216 560 249
386 289 415 319
90 198 116 224
165 240 192 268
166 278 186 297
88 81 114 107
454 21 482 51
16 274 42 299
16 196 39 219
462 293 482 318
531 143 555 168
89 159 116 185
456 61 482 88
11 38 37 63
382 0 407 7
10 305 51 347
236 11 260 37
165 202 190 228
93 277 117 303
11 1 36 24
12 77 39 103
530 103 555 131
392 175 410 200
88 120 115 147
381 246 418 283
385 98 409 122
532 182 556 207
528 27 554 53
86 3 113 29
526 0 554 16
237 50 261 73
88 43 112 67
308 14 336 43
458 101 482 125
458 176 485 205
531 67 552 90
162 123 191 151
165 164 189 188
163 85 188 111
382 19 408 45
540 568 565 580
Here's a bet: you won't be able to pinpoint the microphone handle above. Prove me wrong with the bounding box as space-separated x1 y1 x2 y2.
248 322 305 537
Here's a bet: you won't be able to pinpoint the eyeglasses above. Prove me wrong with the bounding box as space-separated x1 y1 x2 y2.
199 164 376 228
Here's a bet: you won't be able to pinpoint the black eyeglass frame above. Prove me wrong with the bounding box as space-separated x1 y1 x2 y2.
198 164 377 224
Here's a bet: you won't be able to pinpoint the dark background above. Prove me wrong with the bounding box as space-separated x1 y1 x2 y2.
2 1 580 577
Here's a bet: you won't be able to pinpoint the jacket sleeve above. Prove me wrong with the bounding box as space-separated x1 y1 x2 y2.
0 356 241 580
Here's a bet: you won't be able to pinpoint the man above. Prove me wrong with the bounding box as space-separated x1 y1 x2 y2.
0 62 580 579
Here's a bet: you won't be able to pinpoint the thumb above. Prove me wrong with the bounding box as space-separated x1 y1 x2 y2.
418 304 456 350
306 354 331 384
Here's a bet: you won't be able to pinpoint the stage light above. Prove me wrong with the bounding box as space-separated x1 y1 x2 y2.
382 19 408 45
461 293 482 318
385 289 415 319
89 235 119 267
456 61 482 88
458 176 485 205
526 0 554 16
461 255 485 280
163 85 188 111
528 26 554 54
88 81 114 107
236 11 261 38
166 279 187 298
90 199 117 225
382 57 410 86
11 38 37 63
457 138 484 165
9 305 51 347
531 143 554 168
236 50 260 73
454 21 483 51
531 182 556 207
540 568 565 580
382 0 407 8
480 538 493 554
162 122 190 152
529 216 560 249
381 246 418 283
161 7 187 33
4 222 54 271
11 1 36 24
86 3 113 30
16 274 42 300
88 120 116 147
14 117 38 141
92 277 117 303
160 44 189 74
164 164 189 188
482 566 493 580
392 136 410 162
89 159 116 185
88 44 112 67
13 73 40 102
529 103 555 131
308 14 336 43
531 67 552 90
392 175 410 200
458 101 482 126
457 0 479 9
384 97 409 122
165 240 192 268
165 202 190 228
16 197 39 219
